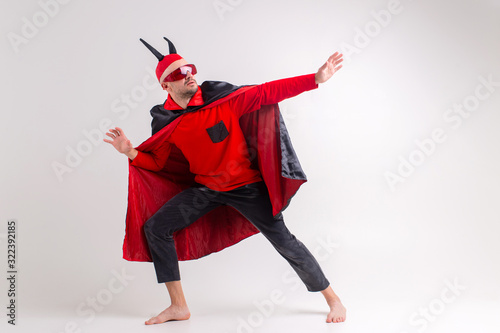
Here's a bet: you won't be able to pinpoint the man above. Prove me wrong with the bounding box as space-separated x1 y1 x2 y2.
104 37 346 325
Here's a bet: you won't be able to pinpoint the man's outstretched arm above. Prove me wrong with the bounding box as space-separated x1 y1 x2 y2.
232 52 343 117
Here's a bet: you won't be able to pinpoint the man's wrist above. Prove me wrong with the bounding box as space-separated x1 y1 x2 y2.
126 148 138 161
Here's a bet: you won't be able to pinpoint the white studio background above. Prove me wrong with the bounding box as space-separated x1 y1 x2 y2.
1 0 499 332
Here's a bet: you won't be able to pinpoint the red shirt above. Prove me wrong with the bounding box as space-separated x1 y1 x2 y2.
131 73 318 191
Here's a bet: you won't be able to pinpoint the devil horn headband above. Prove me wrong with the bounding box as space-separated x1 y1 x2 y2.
140 37 183 83
139 37 177 61
163 37 177 54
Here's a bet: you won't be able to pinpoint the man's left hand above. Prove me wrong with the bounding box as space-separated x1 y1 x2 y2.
315 52 343 84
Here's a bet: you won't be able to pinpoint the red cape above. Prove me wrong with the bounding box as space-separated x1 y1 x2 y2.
123 87 307 262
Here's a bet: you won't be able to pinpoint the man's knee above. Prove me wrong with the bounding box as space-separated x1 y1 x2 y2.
272 233 306 258
143 218 156 237
143 217 172 238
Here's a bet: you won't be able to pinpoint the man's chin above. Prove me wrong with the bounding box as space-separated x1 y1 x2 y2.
179 85 198 99
187 83 198 93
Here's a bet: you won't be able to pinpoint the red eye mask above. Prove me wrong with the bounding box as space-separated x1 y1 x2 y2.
163 64 197 82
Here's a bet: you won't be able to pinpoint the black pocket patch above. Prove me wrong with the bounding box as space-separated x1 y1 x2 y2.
206 120 229 143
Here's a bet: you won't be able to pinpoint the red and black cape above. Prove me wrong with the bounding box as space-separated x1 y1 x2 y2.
123 81 307 262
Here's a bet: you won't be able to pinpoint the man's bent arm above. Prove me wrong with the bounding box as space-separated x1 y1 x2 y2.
130 142 172 172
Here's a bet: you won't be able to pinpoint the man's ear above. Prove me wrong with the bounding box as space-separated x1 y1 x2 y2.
161 81 169 92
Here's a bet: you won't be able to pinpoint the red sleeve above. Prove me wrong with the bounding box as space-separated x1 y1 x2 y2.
130 141 172 172
230 73 318 117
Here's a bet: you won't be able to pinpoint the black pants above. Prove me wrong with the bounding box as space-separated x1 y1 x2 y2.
143 181 330 292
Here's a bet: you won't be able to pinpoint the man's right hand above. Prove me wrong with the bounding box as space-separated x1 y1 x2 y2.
103 127 138 160
315 52 343 84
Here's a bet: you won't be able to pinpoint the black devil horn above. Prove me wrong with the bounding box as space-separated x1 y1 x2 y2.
139 38 164 61
163 37 177 54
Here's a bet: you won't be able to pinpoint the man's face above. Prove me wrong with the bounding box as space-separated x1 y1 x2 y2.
161 59 198 100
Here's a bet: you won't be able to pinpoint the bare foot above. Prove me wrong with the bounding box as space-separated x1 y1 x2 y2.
145 304 191 325
320 285 346 323
326 296 346 323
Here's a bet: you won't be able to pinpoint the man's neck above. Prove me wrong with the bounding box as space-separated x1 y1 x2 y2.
166 86 202 110
170 95 191 109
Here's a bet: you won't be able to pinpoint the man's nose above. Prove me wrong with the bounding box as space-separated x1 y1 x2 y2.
185 71 194 79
